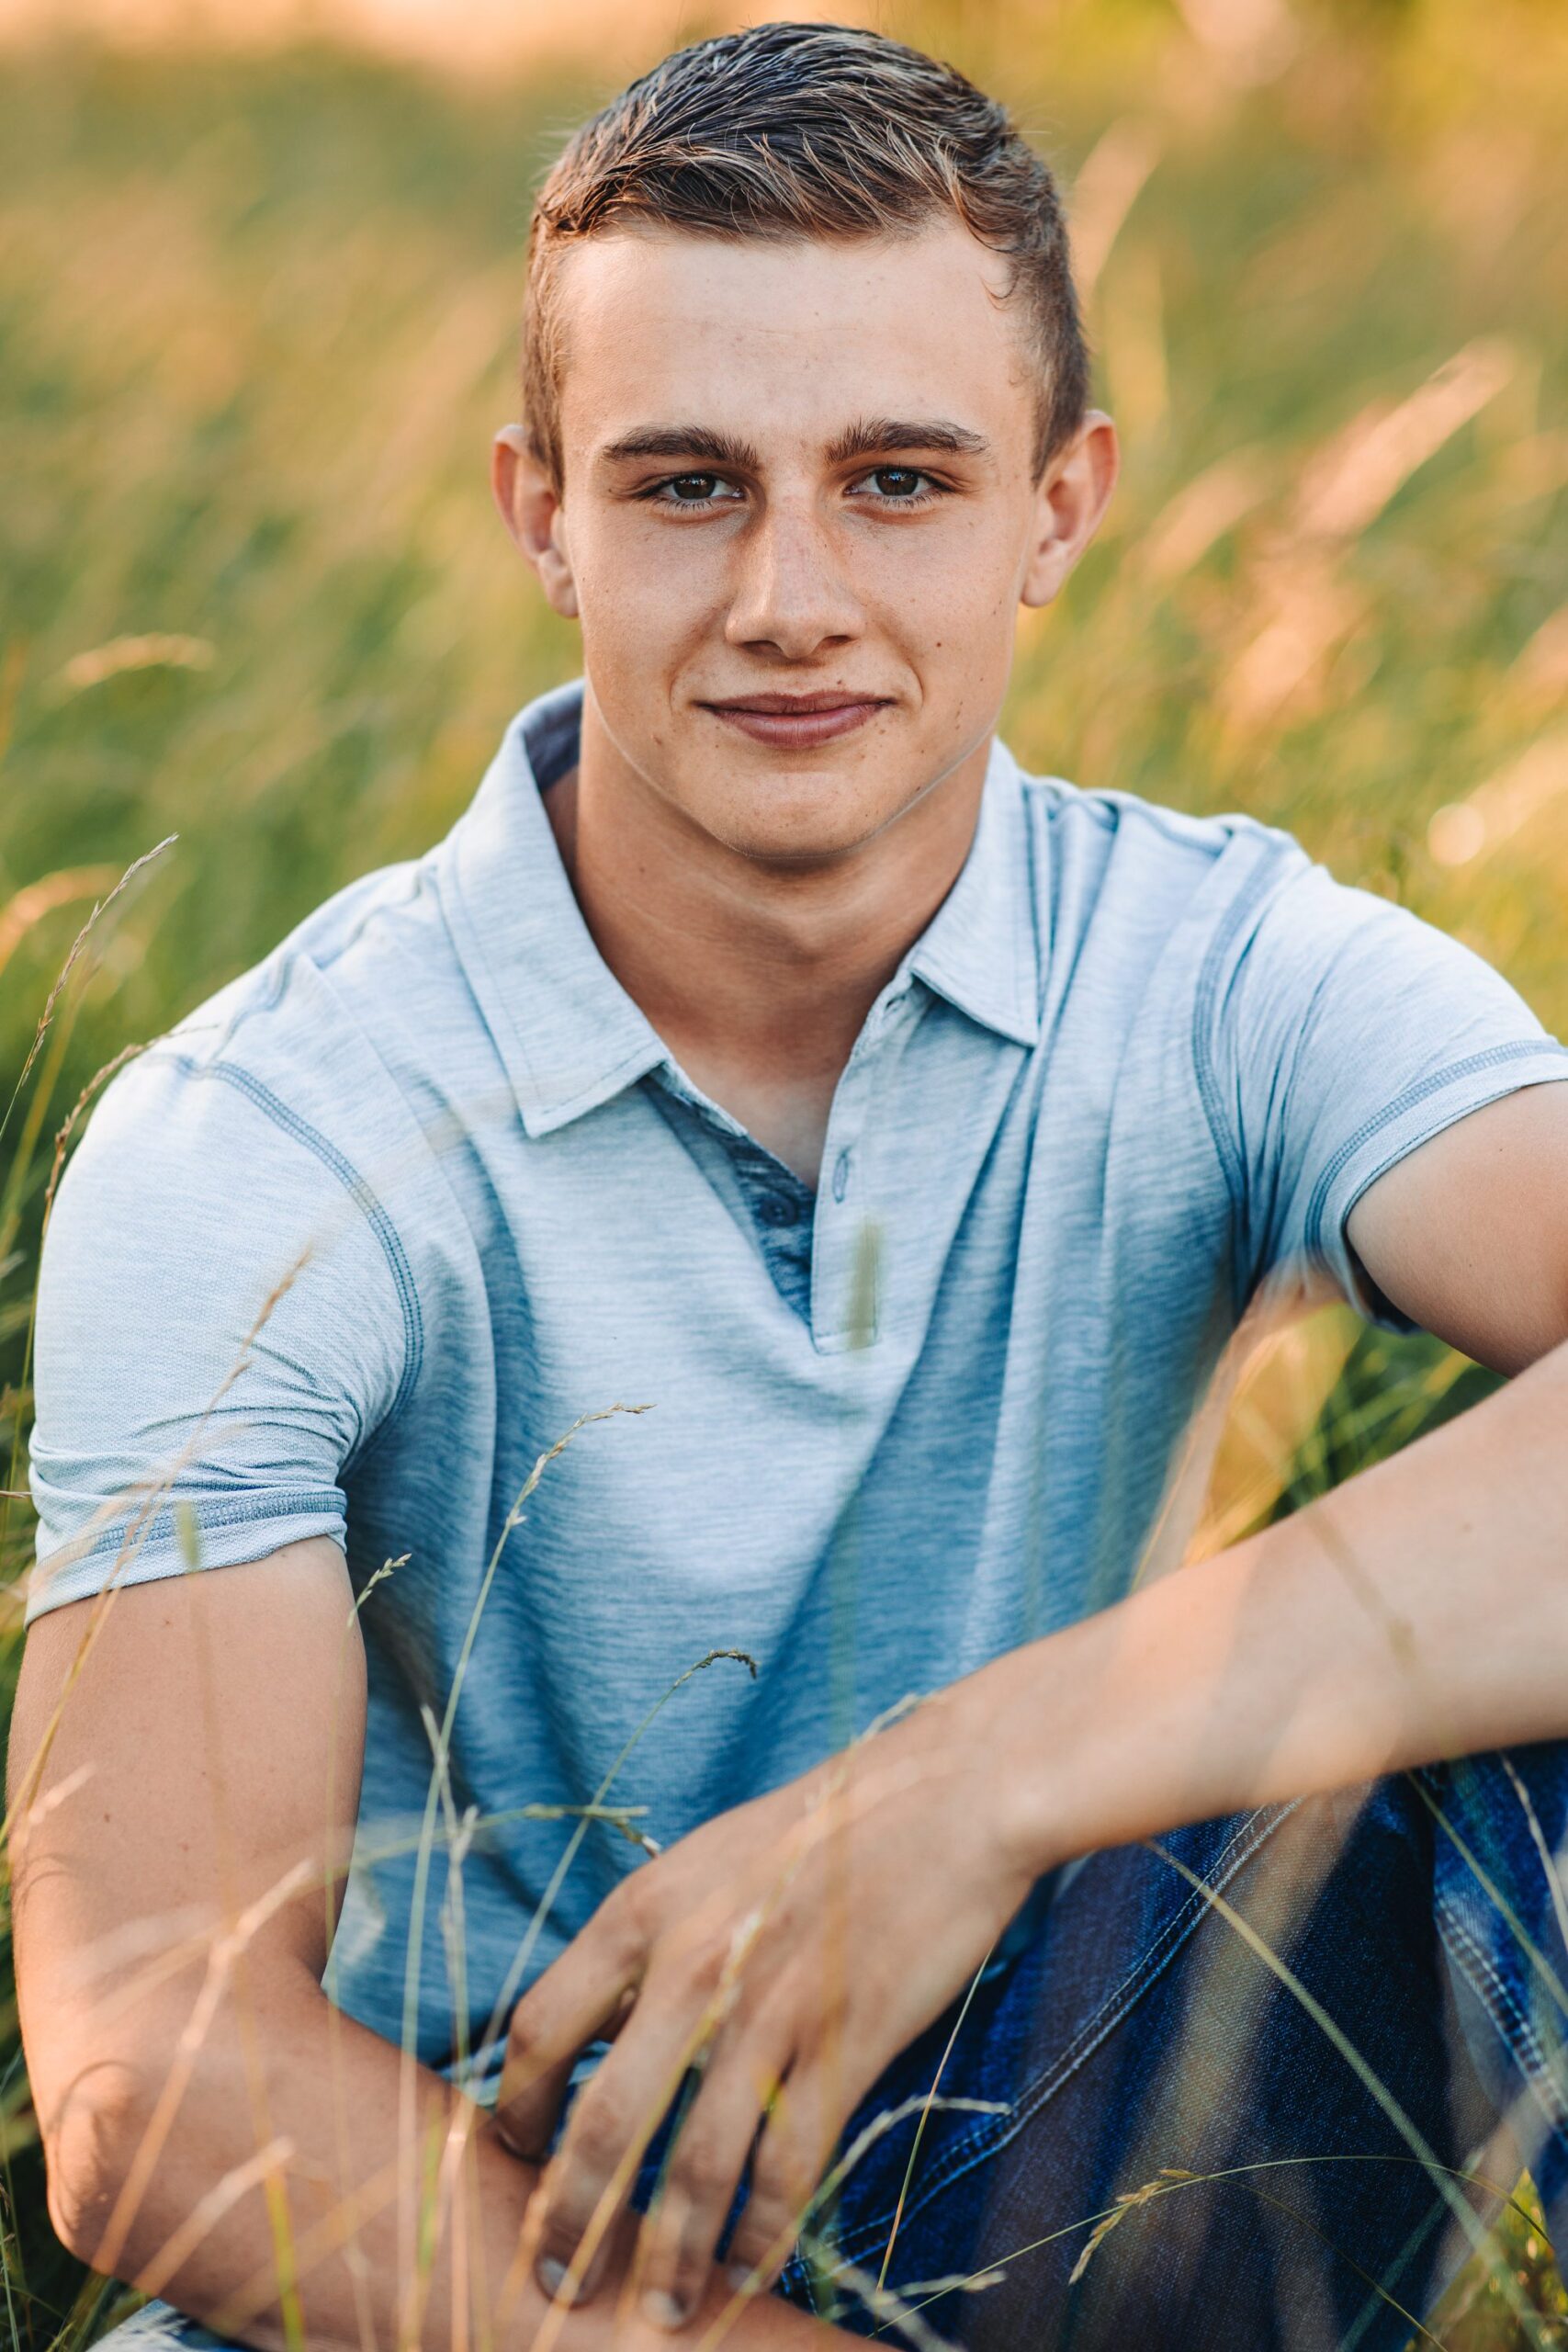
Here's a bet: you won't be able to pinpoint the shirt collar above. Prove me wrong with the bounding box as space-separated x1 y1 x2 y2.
440 682 667 1138
440 682 1043 1139
905 732 1043 1049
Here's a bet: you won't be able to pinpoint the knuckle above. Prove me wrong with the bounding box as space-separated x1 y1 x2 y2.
569 2095 631 2177
671 2132 730 2205
731 2206 795 2275
604 1867 656 1939
750 2150 810 2229
504 1998 544 2055
540 2177 597 2255
599 1909 651 1983
673 1931 729 1998
604 1933 646 1990
742 2177 787 2236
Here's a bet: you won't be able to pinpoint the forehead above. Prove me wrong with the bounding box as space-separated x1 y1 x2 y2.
550 222 1036 461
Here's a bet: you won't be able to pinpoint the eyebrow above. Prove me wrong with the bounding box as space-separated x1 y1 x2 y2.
825 416 991 465
598 424 763 471
596 416 991 473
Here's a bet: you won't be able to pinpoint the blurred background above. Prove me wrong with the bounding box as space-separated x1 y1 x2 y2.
2 0 1566 2342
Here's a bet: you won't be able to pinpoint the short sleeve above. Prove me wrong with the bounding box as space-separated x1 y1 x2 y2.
1199 845 1568 1329
26 1048 413 1622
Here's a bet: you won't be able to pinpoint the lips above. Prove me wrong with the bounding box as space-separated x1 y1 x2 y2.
698 692 894 749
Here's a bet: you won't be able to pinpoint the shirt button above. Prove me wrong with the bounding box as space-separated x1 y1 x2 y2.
832 1150 852 1203
758 1192 802 1228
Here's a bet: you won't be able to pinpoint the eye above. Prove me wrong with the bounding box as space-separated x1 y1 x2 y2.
652 473 745 507
850 466 943 504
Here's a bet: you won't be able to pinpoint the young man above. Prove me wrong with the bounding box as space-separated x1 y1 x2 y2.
13 21 1568 2351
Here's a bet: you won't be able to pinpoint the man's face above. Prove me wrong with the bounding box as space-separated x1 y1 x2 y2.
500 222 1114 866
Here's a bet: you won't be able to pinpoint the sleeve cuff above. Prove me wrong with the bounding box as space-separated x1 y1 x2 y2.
26 1489 348 1623
1305 1043 1568 1331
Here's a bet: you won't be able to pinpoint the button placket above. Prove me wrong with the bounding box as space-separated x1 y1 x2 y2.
810 1063 874 1352
807 978 926 1351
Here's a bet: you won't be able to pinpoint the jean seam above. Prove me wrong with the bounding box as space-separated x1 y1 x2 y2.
1442 1917 1545 2077
1439 1913 1568 2141
828 1802 1301 2274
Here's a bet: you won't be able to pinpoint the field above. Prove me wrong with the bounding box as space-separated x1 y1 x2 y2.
2 1 1568 2343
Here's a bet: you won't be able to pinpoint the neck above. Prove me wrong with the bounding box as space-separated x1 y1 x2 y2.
545 695 990 1183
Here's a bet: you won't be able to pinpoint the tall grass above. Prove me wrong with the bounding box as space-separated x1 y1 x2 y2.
2 3 1566 2343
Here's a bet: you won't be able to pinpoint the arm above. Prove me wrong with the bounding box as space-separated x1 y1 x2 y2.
1027 1079 1568 1843
999 1080 1568 1853
495 1082 1568 2333
9 1540 827 2351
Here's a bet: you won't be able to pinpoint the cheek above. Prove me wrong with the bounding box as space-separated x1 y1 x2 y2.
863 524 1022 775
866 517 1024 673
575 526 726 673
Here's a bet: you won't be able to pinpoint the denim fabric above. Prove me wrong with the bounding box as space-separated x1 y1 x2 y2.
1428 1747 1568 2224
777 1749 1568 2347
28 683 1568 2079
101 1746 1568 2351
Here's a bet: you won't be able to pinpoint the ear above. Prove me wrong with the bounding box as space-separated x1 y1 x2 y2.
491 424 580 619
1020 410 1120 611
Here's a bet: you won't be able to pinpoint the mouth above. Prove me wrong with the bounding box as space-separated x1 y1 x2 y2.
696 692 895 749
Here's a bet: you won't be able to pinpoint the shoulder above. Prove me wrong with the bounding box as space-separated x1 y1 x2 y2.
1009 762 1519 1029
97 845 486 1196
158 854 450 1116
1011 744 1298 874
47 856 473 1355
997 751 1520 1063
1003 747 1314 973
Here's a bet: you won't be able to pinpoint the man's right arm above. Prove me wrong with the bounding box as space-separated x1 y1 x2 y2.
9 1540 824 2349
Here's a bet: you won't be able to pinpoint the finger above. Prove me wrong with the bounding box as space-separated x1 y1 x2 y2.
496 1979 638 2172
636 2031 792 2333
513 2195 637 2335
531 1977 714 2305
496 1922 644 2163
722 2064 837 2295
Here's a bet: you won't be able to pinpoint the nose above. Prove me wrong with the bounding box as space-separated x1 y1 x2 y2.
723 498 865 661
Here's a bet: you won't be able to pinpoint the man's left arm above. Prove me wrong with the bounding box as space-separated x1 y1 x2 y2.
498 1079 1568 2333
1002 1074 1568 1844
1345 1075 1568 1376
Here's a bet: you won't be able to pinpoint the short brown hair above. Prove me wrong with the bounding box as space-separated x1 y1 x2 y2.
523 20 1088 487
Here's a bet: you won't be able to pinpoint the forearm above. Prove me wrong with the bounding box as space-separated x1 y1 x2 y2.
74 1967 821 2350
987 1336 1568 1871
69 1956 531 2352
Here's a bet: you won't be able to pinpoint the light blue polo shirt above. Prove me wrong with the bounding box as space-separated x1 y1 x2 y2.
28 680 1567 2082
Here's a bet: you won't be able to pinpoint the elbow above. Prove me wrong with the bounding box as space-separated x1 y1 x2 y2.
39 2054 159 2272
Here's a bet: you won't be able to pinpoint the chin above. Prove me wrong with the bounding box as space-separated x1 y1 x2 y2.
702 783 908 868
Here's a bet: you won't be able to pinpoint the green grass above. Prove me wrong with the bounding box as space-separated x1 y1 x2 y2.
2 4 1567 2343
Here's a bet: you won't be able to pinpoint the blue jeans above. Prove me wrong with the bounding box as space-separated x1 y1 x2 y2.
101 1748 1568 2351
772 1747 1568 2346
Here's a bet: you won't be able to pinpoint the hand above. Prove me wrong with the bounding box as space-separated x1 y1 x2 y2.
492 1673 1042 2333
